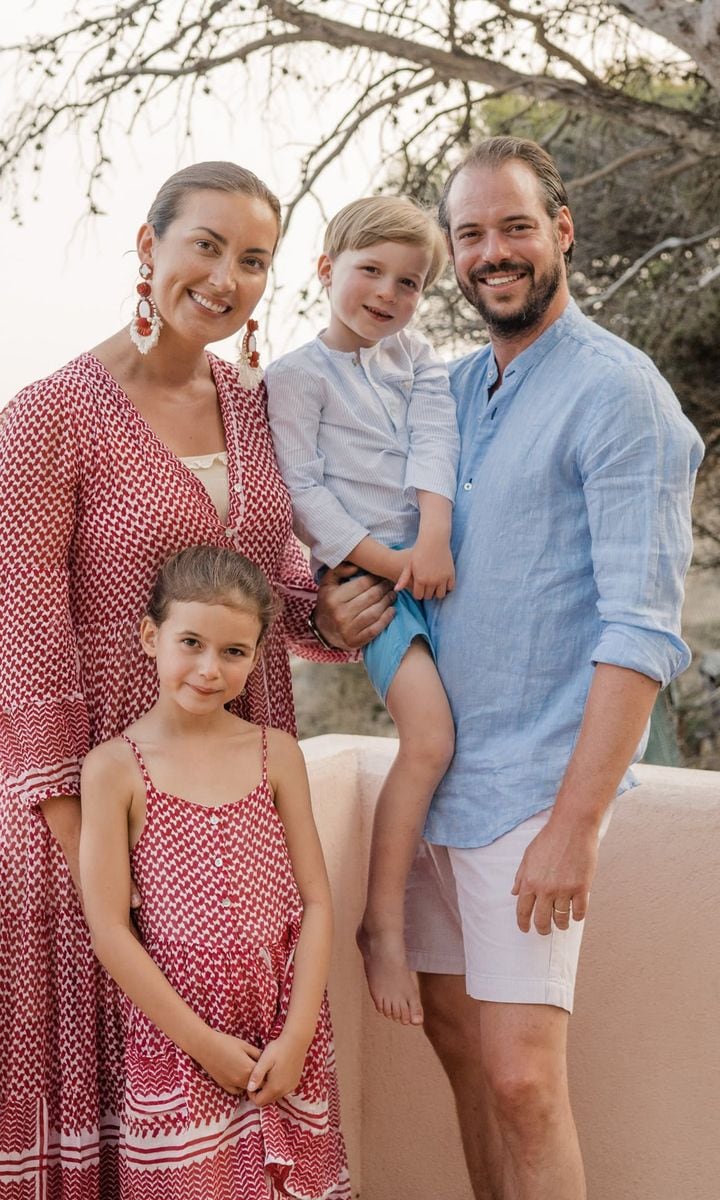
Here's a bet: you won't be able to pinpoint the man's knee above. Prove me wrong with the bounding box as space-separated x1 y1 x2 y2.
487 1063 556 1123
483 1040 568 1136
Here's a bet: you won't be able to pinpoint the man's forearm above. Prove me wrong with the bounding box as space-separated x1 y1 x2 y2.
553 662 660 829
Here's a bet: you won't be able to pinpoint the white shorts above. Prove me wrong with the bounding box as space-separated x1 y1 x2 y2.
405 807 613 1013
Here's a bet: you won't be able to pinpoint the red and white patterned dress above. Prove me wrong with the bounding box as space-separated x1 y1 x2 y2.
0 353 347 1199
118 729 349 1200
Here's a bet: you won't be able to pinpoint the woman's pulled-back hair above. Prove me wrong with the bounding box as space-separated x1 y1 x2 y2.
147 545 281 643
146 161 282 241
323 196 447 288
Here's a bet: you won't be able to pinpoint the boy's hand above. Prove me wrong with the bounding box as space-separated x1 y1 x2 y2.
246 1033 307 1107
199 1029 261 1094
395 537 455 600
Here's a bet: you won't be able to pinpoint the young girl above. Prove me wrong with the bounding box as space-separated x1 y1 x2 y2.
266 197 460 1028
80 545 349 1200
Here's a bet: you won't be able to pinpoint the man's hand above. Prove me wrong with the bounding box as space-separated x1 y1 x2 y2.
511 814 600 935
313 563 395 650
246 1033 307 1107
512 664 659 935
395 536 455 600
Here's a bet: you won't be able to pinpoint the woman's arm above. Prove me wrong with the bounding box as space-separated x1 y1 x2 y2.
80 743 260 1093
247 729 333 1106
0 372 89 816
272 532 359 660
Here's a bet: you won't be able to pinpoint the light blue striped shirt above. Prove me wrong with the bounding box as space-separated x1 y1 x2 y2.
424 300 704 848
265 330 460 574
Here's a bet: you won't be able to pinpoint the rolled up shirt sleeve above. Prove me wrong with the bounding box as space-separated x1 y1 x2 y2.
266 362 371 567
403 332 460 504
579 365 704 687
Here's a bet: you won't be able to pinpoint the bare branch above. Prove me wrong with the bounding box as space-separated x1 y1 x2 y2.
567 142 670 191
615 0 720 90
698 263 720 289
585 225 720 308
282 71 434 233
492 0 606 87
263 1 720 152
89 31 308 82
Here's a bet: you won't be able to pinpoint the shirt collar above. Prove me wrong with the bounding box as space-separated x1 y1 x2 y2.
315 333 382 363
489 298 582 385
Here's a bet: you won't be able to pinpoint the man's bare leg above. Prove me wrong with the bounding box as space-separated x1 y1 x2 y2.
419 973 585 1200
419 975 504 1200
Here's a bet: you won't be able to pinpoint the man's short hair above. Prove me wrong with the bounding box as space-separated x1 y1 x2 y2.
438 135 574 264
323 196 448 288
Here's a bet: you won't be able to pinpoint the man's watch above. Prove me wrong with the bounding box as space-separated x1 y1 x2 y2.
308 607 337 651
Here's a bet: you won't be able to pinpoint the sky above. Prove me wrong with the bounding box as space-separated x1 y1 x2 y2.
1 2 384 401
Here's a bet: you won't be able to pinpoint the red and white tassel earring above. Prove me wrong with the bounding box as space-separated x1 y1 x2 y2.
128 262 162 354
237 318 263 388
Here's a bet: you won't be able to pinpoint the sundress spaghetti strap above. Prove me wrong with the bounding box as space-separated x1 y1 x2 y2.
116 729 349 1199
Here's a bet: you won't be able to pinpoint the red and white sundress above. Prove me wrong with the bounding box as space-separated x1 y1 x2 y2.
117 728 349 1200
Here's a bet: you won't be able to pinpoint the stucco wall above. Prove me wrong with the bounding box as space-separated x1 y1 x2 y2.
302 735 720 1200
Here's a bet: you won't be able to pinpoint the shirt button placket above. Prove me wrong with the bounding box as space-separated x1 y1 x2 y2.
210 813 231 910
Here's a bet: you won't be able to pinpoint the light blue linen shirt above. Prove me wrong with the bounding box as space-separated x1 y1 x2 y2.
265 330 460 574
424 300 704 848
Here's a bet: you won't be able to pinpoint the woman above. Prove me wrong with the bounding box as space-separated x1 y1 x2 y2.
0 161 389 1199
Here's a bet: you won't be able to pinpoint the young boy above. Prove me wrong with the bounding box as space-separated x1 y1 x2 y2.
266 197 459 1026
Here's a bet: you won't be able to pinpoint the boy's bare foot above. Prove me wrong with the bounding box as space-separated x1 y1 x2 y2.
356 924 424 1025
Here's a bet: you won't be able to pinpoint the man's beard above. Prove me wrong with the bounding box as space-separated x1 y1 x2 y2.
458 250 563 338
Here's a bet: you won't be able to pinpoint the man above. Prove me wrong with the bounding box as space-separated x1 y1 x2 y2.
319 135 702 1199
396 136 702 1200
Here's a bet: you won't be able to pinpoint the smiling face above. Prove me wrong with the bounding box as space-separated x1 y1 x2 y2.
446 160 574 341
318 240 432 352
141 598 263 716
136 188 279 349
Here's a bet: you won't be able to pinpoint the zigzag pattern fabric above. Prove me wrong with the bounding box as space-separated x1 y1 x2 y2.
0 353 347 1198
114 731 349 1197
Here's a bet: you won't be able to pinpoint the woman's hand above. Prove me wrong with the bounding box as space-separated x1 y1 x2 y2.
197 1029 262 1095
246 1033 307 1107
314 563 395 650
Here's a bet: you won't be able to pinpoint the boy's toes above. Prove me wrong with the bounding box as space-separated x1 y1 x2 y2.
409 1000 424 1026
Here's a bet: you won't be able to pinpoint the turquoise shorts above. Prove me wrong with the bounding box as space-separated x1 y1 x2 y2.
363 587 436 703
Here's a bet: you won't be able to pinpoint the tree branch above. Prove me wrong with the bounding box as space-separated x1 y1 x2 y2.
614 0 720 91
585 224 720 307
261 0 720 152
567 141 670 190
282 71 434 233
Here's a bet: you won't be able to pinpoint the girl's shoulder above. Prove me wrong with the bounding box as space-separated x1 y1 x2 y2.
81 734 136 781
264 724 304 776
264 722 299 747
81 736 139 812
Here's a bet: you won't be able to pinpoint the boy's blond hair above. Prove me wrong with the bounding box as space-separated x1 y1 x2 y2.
323 196 447 289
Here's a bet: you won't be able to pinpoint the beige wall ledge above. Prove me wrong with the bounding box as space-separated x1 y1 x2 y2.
302 734 720 1200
